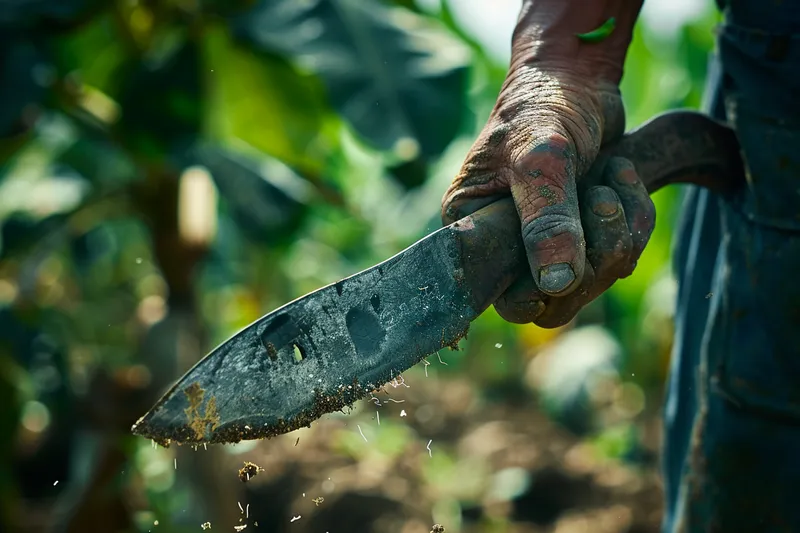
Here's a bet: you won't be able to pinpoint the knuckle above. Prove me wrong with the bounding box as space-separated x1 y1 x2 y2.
512 134 575 179
521 212 583 244
447 168 509 206
586 185 621 218
608 160 642 188
516 180 571 212
542 131 571 150
459 170 501 189
485 123 511 148
459 130 506 176
607 156 635 174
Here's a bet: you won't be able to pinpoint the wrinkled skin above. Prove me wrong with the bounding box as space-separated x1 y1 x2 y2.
442 65 655 328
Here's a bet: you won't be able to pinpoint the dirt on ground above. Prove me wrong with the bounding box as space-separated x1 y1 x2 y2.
225 374 665 533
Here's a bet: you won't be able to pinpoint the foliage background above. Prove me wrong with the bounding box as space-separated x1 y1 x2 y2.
0 0 718 532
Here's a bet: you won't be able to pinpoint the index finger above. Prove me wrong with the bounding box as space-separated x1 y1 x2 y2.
511 134 586 297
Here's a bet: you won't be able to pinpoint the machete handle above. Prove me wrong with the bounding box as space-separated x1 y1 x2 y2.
453 110 745 314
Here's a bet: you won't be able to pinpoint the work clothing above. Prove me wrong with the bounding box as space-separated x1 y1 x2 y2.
664 1 800 531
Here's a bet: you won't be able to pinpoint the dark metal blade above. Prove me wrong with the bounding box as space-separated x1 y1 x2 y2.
131 223 480 446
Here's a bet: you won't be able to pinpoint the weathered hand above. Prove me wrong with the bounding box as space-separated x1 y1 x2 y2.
442 67 655 328
496 156 655 327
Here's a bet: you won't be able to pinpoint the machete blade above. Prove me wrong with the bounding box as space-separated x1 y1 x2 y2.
131 223 480 446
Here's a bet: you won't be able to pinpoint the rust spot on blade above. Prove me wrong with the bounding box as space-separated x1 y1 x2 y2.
184 382 220 440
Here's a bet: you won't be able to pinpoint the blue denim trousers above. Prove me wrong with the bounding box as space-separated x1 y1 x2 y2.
662 3 800 532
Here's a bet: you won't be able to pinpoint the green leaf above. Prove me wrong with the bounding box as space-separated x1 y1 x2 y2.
231 0 472 158
49 12 129 98
576 17 616 43
202 25 336 175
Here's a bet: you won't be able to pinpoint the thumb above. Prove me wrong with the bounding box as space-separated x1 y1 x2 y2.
510 134 586 296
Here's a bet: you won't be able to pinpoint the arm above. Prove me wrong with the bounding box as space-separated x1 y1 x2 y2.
512 0 643 83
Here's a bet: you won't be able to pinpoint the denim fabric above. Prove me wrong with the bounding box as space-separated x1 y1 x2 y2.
663 3 800 532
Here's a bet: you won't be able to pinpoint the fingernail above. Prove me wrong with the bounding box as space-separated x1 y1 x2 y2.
590 187 619 217
538 263 575 294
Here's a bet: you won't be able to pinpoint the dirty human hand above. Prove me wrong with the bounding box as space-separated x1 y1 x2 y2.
442 0 653 328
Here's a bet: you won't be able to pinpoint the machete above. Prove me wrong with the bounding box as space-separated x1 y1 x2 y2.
132 110 744 447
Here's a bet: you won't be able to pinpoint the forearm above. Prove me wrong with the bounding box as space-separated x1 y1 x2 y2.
511 0 644 83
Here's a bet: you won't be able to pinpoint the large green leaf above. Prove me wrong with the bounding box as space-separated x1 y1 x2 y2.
232 0 472 158
202 25 336 175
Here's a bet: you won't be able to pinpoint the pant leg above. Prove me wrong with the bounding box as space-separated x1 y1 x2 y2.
662 187 720 532
665 3 800 531
661 51 727 533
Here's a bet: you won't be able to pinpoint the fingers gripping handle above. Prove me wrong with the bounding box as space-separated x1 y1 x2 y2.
456 110 745 314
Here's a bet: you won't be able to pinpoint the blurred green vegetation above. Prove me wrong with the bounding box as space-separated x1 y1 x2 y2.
0 1 718 532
